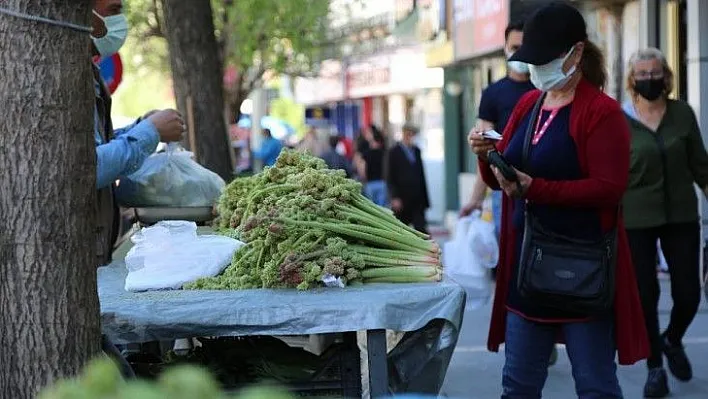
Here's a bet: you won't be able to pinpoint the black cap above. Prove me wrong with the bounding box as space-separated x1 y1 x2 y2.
508 2 588 65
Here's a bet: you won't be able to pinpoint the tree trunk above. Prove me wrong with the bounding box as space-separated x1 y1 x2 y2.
161 0 233 181
0 1 100 397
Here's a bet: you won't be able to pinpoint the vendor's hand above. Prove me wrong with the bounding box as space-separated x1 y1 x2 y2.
391 198 403 213
491 166 532 198
148 109 185 143
459 199 483 217
468 128 496 160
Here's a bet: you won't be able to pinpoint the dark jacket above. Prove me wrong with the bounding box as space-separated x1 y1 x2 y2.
622 100 708 229
386 143 430 210
93 64 120 266
321 149 353 178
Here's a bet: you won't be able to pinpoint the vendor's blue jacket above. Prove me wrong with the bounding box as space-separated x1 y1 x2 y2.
93 64 160 266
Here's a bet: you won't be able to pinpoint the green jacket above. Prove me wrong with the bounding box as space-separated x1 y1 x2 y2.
622 99 708 229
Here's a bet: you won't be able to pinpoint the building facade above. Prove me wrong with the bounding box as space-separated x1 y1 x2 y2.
294 0 449 224
437 0 708 233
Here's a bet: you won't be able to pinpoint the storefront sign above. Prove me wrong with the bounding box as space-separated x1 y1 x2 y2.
347 66 391 92
293 60 345 106
346 49 444 99
453 0 509 61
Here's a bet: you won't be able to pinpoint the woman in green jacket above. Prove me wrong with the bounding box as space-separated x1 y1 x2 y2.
623 48 708 398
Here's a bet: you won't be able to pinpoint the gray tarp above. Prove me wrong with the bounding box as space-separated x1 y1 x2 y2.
99 262 468 344
98 262 480 395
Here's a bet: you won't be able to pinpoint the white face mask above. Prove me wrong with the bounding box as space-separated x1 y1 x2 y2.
529 48 577 91
505 50 529 74
92 11 128 57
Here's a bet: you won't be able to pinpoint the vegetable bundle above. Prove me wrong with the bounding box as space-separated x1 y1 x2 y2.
39 358 295 399
186 150 442 290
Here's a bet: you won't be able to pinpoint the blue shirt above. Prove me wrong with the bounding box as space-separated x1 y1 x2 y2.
95 119 160 190
400 144 417 164
93 75 160 190
503 104 602 320
253 136 283 167
478 77 536 133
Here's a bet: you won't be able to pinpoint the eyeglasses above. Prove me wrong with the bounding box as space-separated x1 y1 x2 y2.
633 70 664 80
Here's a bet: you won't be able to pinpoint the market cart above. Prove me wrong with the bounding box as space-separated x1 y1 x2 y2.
98 260 470 397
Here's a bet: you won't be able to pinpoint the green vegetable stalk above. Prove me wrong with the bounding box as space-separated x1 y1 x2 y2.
188 149 443 291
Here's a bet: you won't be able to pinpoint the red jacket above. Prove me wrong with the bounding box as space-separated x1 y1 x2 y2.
479 78 650 365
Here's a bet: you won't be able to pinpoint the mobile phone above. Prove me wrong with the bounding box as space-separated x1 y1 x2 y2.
482 130 503 141
486 150 518 182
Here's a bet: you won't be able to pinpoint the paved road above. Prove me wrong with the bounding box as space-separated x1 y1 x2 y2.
441 277 708 398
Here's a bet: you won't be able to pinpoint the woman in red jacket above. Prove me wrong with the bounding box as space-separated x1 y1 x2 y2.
469 3 649 398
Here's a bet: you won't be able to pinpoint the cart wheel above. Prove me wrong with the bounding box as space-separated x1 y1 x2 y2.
101 335 136 379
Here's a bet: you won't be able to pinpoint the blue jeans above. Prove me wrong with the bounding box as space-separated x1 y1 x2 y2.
364 180 388 207
502 312 622 399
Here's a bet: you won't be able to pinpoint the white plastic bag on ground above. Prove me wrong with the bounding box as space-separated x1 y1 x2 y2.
466 210 499 269
124 221 243 292
443 215 489 310
116 144 225 207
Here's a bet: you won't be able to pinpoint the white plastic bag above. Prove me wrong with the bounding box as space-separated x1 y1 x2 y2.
116 144 225 207
124 221 244 292
466 210 499 269
444 216 489 310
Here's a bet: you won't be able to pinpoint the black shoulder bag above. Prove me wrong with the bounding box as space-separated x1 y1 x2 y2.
516 94 618 314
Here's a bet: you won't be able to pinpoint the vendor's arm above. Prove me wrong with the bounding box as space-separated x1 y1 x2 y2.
113 110 159 138
525 104 630 207
96 119 160 189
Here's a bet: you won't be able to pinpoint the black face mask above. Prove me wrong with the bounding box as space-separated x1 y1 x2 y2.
634 78 665 101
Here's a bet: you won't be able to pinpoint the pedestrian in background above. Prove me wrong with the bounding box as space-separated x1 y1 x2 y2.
321 134 354 178
622 47 708 397
252 128 282 167
469 3 648 397
461 19 535 227
387 122 430 234
297 126 325 156
361 128 388 206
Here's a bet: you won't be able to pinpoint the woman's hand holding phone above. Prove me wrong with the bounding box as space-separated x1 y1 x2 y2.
468 128 497 161
491 164 533 198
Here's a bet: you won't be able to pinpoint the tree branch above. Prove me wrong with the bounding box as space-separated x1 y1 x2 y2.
152 0 163 35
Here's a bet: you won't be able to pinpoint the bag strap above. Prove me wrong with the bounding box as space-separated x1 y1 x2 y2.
521 93 547 173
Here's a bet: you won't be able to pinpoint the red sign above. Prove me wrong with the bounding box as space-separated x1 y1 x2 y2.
93 54 123 94
454 0 508 61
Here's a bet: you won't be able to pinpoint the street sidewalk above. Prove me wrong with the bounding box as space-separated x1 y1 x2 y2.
442 279 708 398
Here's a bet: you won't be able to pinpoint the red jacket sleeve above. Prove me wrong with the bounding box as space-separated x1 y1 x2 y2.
477 90 540 191
525 98 630 207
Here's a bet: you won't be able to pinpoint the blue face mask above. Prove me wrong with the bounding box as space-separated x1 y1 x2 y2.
529 48 577 91
91 11 128 57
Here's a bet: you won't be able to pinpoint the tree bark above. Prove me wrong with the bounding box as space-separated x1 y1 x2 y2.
0 1 100 398
161 0 233 181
